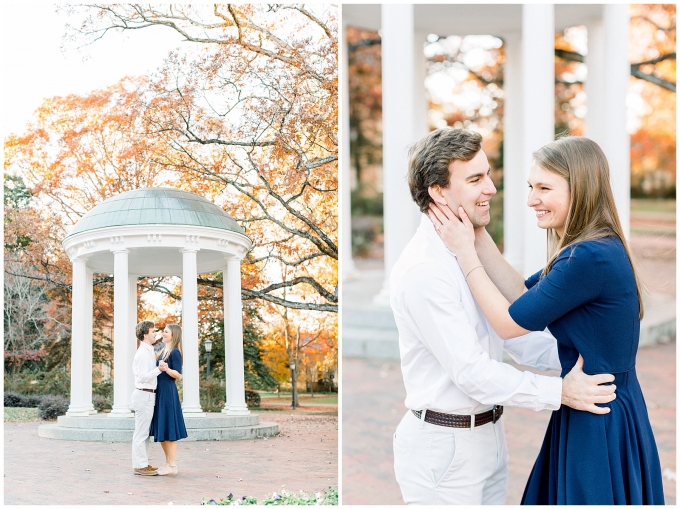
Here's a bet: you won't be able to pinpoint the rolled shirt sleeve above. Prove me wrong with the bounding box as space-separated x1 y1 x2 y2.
403 264 562 412
503 331 562 372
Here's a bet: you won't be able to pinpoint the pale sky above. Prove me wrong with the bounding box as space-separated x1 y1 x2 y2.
1 3 186 311
1 3 184 138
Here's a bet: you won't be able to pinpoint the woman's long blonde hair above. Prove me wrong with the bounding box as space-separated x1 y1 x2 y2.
534 136 645 320
158 323 183 365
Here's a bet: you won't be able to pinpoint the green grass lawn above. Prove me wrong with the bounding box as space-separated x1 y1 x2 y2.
260 394 338 405
4 407 39 422
631 198 676 215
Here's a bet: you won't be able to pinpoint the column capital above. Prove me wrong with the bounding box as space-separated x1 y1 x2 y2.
111 248 130 255
180 247 199 254
72 255 89 263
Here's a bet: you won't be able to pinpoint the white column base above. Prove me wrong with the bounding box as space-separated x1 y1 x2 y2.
65 408 92 417
108 408 134 418
88 409 98 415
223 405 250 416
182 410 207 418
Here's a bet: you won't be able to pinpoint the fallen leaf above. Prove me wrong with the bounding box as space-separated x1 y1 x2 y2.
104 491 109 494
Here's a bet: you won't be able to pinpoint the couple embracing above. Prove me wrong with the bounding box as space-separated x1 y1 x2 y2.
390 129 664 504
131 320 188 476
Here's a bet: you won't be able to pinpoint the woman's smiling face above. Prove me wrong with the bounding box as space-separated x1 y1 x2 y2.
527 163 571 237
162 327 172 343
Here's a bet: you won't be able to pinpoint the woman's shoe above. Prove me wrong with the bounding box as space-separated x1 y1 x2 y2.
157 464 178 476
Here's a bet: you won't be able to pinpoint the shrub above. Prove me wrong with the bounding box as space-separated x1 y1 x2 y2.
201 487 338 505
92 394 112 412
4 368 70 397
245 389 260 408
200 377 225 413
92 379 113 398
4 392 26 407
4 392 42 408
38 395 69 420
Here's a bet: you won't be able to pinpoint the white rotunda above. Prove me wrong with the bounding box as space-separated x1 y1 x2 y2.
39 188 278 441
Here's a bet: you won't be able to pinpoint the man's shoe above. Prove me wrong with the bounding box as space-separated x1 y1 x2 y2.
133 466 159 476
147 464 158 471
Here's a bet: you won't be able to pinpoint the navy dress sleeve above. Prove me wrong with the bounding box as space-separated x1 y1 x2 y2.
509 242 605 331
169 348 183 374
524 269 542 290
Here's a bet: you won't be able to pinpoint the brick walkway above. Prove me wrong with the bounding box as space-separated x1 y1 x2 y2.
342 342 676 505
4 413 337 505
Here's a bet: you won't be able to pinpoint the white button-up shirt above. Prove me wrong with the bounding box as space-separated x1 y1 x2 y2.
390 215 562 415
133 341 161 390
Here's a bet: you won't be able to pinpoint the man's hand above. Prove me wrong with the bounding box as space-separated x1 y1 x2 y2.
158 360 168 372
561 355 616 414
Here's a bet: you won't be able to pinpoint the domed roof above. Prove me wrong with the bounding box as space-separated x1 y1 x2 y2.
65 187 246 238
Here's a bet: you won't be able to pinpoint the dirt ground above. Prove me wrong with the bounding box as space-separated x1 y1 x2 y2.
4 413 338 505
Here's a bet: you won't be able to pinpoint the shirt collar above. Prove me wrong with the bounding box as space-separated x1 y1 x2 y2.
418 213 458 258
140 341 155 353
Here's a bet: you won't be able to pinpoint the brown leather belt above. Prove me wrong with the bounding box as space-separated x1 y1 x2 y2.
137 388 156 394
412 405 503 428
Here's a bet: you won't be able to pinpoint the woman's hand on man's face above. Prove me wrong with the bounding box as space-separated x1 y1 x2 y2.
428 202 476 258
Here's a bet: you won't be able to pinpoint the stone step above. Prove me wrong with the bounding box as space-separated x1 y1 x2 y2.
56 413 259 430
343 307 396 329
342 327 400 360
38 421 279 442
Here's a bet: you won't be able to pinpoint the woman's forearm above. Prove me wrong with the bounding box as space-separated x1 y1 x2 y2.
164 368 182 380
458 252 531 340
474 228 527 303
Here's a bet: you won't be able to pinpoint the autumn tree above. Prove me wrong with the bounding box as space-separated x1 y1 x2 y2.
62 4 339 313
5 5 339 388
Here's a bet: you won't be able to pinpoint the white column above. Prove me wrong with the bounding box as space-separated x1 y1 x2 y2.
341 19 358 281
585 18 606 145
222 258 250 416
84 268 95 414
413 31 430 140
502 32 525 272
521 4 554 276
127 274 138 410
66 257 90 416
181 248 204 415
221 267 231 413
109 249 133 417
585 6 630 239
374 3 420 305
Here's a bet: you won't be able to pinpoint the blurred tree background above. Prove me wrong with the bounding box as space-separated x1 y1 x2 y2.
348 4 675 256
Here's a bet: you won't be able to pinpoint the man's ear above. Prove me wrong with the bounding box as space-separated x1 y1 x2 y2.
428 185 447 206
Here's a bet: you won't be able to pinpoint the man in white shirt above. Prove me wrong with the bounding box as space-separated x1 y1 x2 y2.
131 320 166 476
390 128 617 504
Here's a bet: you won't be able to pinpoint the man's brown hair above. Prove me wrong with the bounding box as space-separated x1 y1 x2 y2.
407 128 482 213
135 320 155 342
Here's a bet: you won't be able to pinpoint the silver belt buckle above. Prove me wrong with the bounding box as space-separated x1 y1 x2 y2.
492 405 498 424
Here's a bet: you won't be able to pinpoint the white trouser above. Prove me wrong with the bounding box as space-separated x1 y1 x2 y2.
130 389 155 469
393 410 509 505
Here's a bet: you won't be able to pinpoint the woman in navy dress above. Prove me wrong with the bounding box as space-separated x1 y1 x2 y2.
150 323 188 476
429 136 664 504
